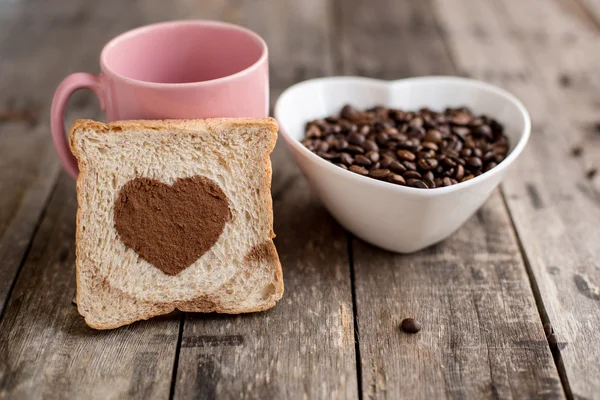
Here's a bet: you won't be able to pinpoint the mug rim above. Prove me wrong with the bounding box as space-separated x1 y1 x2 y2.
99 20 268 88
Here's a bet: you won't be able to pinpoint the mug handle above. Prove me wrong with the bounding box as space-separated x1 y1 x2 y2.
51 73 104 179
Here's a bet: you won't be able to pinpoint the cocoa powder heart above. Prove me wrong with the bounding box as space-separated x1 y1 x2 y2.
114 176 231 276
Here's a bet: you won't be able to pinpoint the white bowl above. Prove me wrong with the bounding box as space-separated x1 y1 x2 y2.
274 76 530 253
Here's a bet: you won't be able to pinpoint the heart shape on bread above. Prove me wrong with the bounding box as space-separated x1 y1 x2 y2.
114 176 231 276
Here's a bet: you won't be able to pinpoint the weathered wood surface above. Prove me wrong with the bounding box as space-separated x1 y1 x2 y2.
432 0 600 397
173 1 358 399
340 0 563 398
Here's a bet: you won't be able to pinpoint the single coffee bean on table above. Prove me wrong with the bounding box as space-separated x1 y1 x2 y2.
400 318 422 334
302 104 510 188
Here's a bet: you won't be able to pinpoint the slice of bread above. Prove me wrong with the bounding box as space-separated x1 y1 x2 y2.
70 118 283 330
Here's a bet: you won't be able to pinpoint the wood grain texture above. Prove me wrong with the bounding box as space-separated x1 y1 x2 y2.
0 174 180 400
173 1 358 399
339 0 563 398
431 0 600 397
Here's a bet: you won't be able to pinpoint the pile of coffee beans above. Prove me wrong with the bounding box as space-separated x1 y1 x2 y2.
301 104 509 189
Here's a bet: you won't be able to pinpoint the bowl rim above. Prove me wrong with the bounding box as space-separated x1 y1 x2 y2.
274 75 531 197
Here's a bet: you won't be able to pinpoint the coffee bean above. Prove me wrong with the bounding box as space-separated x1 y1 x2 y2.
334 138 349 151
466 157 483 170
349 165 369 175
366 151 380 163
418 158 438 171
484 162 497 172
423 177 435 188
340 152 354 166
424 129 442 143
347 144 365 154
369 169 391 180
306 124 322 138
355 154 372 167
348 132 365 146
317 151 338 161
451 112 472 125
400 318 422 333
317 141 330 153
304 105 508 188
403 161 417 171
389 160 407 173
455 163 465 180
397 149 416 161
341 104 358 119
403 171 422 179
442 157 457 168
389 174 406 185
363 140 379 152
421 141 439 151
407 179 428 189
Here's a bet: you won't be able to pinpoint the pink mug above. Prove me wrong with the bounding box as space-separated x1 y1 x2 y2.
51 20 269 179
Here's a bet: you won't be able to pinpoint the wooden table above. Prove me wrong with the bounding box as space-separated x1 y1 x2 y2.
1 0 599 398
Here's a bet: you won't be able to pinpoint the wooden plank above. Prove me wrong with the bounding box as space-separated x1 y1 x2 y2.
0 173 181 399
173 0 359 398
339 0 564 398
431 0 600 397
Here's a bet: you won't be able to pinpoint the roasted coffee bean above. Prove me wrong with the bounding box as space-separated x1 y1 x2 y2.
355 154 372 167
306 124 322 138
363 140 379 152
341 104 358 119
403 161 417 171
418 158 438 171
466 157 483 170
397 149 416 161
587 168 597 180
442 157 457 168
389 160 407 173
317 141 330 153
369 169 391 180
340 152 354 166
317 151 338 160
348 132 365 146
389 174 406 185
421 141 439 151
407 179 429 189
424 129 442 143
484 162 497 172
347 144 365 154
380 155 393 169
304 104 508 188
455 164 465 180
366 151 380 163
403 171 422 179
349 165 369 175
334 138 349 151
451 112 472 125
